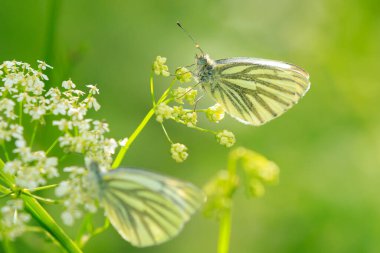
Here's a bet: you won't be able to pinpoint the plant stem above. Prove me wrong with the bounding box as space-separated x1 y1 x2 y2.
216 149 241 253
218 209 232 253
1 143 10 161
160 123 173 144
46 137 59 155
112 107 155 168
20 194 82 253
1 237 15 253
30 121 39 147
0 161 81 253
112 77 177 168
150 72 156 106
44 0 62 86
19 101 23 125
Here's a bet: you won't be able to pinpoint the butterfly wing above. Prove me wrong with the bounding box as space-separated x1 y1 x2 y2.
203 57 310 126
99 168 204 247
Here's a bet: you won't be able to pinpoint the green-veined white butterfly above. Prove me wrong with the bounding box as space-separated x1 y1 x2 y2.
177 22 310 126
88 162 205 247
196 54 310 126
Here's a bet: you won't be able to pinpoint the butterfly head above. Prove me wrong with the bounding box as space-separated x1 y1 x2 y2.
195 54 215 83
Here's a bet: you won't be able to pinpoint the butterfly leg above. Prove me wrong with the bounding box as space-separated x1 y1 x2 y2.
192 87 205 111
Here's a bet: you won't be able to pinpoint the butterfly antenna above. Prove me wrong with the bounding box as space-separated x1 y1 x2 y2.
176 21 205 55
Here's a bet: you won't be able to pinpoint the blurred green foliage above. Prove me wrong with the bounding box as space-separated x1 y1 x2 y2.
1 0 380 252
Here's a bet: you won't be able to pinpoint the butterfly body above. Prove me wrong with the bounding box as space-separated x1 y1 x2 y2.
196 54 310 126
88 163 204 247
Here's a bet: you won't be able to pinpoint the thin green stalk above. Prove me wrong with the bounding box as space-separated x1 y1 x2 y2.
30 121 39 147
19 101 23 125
20 194 82 253
217 150 239 253
1 236 15 253
218 209 232 253
157 78 177 104
112 78 177 168
46 137 59 155
160 123 173 144
150 72 156 106
0 161 81 253
44 0 62 86
0 183 10 194
31 184 58 192
112 107 155 168
1 143 10 161
189 125 216 134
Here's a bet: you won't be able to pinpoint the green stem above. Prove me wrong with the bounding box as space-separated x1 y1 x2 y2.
30 121 39 147
0 161 81 253
19 101 23 125
189 125 217 134
1 143 10 161
218 209 232 253
112 78 177 168
1 237 15 253
46 137 59 155
112 107 155 168
157 78 176 104
20 194 82 253
44 0 62 86
216 150 241 253
150 72 156 106
160 123 173 144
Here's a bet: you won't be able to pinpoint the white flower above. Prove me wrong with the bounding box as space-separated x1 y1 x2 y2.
57 166 97 226
3 160 23 175
103 138 118 156
216 130 236 148
26 104 47 120
93 120 109 134
172 87 197 105
87 84 99 94
170 143 188 163
206 103 225 123
53 119 73 131
175 67 192 83
37 60 53 70
155 103 173 123
84 96 101 111
67 106 87 120
2 73 24 90
62 79 76 89
0 200 31 240
119 137 128 146
153 56 170 76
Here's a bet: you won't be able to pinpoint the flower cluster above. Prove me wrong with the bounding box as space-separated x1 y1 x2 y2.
55 166 97 225
0 60 122 232
172 87 197 105
152 56 170 77
151 56 236 162
216 130 236 148
206 103 225 123
203 147 279 219
0 199 31 240
175 67 192 83
240 148 279 197
170 143 188 163
203 170 239 218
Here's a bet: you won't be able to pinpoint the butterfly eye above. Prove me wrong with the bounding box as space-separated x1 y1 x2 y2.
197 57 206 65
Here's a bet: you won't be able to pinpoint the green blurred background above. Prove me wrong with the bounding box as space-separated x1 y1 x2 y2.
1 0 380 252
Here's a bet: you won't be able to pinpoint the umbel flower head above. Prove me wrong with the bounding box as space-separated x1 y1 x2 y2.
0 60 123 234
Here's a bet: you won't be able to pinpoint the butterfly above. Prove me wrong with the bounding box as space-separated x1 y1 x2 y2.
88 162 205 247
196 54 310 126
